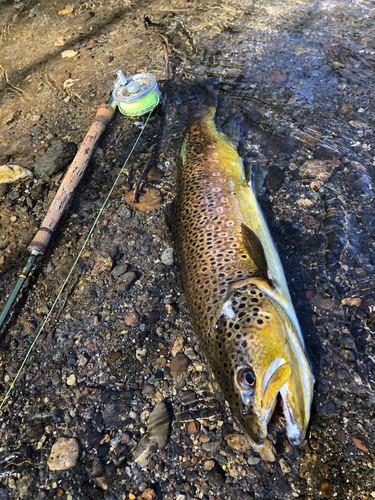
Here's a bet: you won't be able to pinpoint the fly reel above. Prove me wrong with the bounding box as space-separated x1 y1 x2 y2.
112 70 161 117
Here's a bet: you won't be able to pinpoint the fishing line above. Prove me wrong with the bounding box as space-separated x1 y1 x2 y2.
0 110 153 411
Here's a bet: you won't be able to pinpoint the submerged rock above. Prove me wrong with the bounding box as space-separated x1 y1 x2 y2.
33 142 77 178
47 438 79 470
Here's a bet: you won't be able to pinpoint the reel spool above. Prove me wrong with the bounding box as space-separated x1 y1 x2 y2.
112 70 161 117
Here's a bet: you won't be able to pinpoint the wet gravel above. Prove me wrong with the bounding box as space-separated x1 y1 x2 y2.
0 0 375 499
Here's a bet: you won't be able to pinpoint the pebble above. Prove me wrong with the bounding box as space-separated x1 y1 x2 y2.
9 190 20 200
199 434 210 443
136 348 147 362
248 457 261 465
171 336 185 357
320 478 332 498
66 374 76 386
125 310 140 326
170 353 189 377
47 438 79 470
125 187 162 212
112 263 129 277
147 401 171 449
92 254 113 275
188 420 200 435
225 433 249 453
351 434 369 453
161 248 174 266
120 271 137 290
137 489 157 500
61 49 78 58
203 459 215 471
279 458 291 473
341 297 362 307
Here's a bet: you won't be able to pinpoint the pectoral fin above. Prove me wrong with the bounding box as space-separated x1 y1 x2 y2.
241 223 272 286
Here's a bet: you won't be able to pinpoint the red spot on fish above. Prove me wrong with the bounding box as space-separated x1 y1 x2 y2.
222 198 228 203
213 160 219 163
213 187 221 192
212 249 217 255
208 145 215 148
194 131 199 134
207 225 214 230
198 154 203 157
196 167 203 170
201 180 206 183
227 221 234 226
202 200 208 204
213 172 219 176
217 207 223 213
220 232 227 237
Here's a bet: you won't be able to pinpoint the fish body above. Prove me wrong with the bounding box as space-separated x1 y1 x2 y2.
174 107 315 446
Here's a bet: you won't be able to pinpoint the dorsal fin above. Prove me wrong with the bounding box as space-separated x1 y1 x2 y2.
241 223 272 286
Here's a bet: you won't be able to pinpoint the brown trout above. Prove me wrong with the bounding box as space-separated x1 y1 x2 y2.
174 106 315 447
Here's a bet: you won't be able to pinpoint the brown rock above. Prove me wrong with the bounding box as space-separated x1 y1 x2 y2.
125 310 140 326
299 159 340 191
351 434 369 453
225 433 249 453
106 351 122 363
125 187 162 212
265 165 284 191
203 459 215 471
170 353 189 378
24 320 37 334
137 488 157 500
25 423 44 441
320 478 332 499
311 293 339 310
187 420 200 435
48 438 79 470
199 434 210 443
341 297 363 307
92 254 112 275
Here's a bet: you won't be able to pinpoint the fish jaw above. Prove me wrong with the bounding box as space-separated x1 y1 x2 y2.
206 283 314 446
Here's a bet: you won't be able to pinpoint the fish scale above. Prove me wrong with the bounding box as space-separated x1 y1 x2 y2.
174 112 262 340
174 105 315 448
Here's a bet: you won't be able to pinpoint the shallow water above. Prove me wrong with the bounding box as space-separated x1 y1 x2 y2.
0 0 375 498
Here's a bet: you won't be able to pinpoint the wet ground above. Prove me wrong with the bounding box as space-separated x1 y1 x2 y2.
0 0 375 498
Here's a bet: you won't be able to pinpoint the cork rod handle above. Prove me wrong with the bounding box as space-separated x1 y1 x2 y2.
28 104 115 255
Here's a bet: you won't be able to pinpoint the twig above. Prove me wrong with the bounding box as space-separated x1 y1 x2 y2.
0 65 24 94
131 16 171 204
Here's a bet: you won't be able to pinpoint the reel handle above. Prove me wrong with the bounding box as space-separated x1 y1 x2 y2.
28 104 115 255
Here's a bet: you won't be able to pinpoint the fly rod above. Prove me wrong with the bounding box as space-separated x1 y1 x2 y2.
0 69 161 330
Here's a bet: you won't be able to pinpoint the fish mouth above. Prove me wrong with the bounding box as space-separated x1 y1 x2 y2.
241 361 292 446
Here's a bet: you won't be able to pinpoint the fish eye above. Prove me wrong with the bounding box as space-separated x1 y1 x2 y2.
239 368 255 390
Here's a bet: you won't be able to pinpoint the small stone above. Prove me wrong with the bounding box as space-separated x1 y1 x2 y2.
137 488 157 500
320 478 332 499
77 354 88 366
225 433 249 453
279 458 291 473
161 248 174 266
248 457 261 465
120 271 137 290
66 374 76 386
112 263 128 277
106 351 121 363
31 114 41 122
341 297 363 307
93 476 108 490
25 423 44 441
229 467 239 478
9 190 20 200
92 254 112 274
203 459 215 471
48 438 79 470
147 401 171 449
187 420 200 435
170 353 189 377
132 436 157 467
200 434 210 443
58 5 74 15
136 348 147 362
125 311 140 326
24 320 36 334
129 494 136 500
351 434 369 453
171 336 184 357
61 49 78 58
